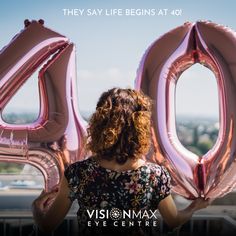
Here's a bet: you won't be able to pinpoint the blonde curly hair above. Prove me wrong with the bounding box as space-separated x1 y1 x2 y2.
86 88 152 164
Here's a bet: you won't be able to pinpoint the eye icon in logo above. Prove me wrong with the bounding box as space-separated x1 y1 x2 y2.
110 208 122 220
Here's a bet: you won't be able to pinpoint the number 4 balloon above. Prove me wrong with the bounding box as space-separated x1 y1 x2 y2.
0 20 86 190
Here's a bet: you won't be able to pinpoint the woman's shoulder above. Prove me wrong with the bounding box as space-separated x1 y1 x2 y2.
69 157 93 167
144 161 171 178
64 158 93 174
144 161 167 171
145 162 172 204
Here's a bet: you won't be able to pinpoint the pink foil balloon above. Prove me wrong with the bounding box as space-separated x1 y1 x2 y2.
136 21 236 199
0 20 86 190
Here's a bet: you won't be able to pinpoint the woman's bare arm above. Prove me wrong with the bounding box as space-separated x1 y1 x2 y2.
158 195 210 228
32 175 72 233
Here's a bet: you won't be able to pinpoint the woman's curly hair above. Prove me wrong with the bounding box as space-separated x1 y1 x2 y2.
86 88 152 164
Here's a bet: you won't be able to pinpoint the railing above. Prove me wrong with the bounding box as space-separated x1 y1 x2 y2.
0 212 236 236
0 211 77 236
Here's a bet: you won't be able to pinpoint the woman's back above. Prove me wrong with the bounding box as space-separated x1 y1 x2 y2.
64 157 171 235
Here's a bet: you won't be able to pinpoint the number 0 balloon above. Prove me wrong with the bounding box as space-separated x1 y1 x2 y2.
0 20 86 190
136 21 236 199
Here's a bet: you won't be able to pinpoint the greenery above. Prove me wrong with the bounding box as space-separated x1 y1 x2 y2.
0 162 24 173
176 117 219 156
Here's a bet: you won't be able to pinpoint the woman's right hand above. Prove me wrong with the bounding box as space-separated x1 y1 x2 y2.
158 195 213 228
190 198 212 211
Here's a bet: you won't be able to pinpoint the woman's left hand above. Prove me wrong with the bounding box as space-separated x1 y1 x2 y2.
31 176 72 233
32 186 59 215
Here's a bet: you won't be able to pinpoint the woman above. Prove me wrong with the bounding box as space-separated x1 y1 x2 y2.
32 88 211 235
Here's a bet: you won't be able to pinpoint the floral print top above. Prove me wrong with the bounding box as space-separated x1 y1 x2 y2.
64 157 171 235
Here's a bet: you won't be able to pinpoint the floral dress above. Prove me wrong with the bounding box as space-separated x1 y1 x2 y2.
64 157 171 236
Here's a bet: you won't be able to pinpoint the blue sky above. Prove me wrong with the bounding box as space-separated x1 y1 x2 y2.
1 0 236 118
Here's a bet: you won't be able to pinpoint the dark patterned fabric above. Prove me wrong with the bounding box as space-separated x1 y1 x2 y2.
64 157 171 236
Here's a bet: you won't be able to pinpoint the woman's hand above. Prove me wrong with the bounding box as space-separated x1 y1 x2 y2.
158 195 213 228
31 176 72 233
189 197 212 211
32 186 59 216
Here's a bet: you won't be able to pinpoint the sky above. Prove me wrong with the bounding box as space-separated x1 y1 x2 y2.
1 0 236 119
